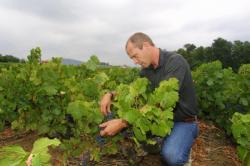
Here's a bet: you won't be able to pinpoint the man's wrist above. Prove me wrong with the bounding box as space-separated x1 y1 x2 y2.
120 119 128 128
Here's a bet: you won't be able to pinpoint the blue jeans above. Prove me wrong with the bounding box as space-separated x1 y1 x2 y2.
161 122 199 166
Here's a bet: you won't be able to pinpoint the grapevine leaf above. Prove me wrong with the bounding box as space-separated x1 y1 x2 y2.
42 85 57 96
94 72 109 85
151 122 169 137
237 146 248 161
123 109 141 124
207 79 214 86
161 110 174 120
66 101 88 120
85 55 100 71
133 126 146 141
31 137 60 165
135 118 150 134
244 151 250 166
32 154 42 166
0 146 28 166
240 98 248 106
129 78 148 97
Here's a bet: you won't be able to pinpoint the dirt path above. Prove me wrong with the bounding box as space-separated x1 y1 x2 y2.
191 121 242 166
0 121 242 166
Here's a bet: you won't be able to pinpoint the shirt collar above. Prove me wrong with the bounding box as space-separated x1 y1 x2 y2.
146 48 165 70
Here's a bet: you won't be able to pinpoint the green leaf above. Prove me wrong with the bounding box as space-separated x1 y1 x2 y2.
133 126 146 141
146 139 157 145
207 79 214 86
85 55 100 71
0 108 4 114
240 98 249 106
231 123 242 139
135 118 150 134
151 121 171 137
42 86 57 96
161 110 174 120
32 154 42 166
150 78 179 108
0 146 28 166
244 151 250 166
237 146 248 161
66 101 89 120
241 114 250 123
30 70 42 85
82 79 99 98
31 137 60 165
123 109 141 124
216 73 223 78
94 72 109 85
129 78 148 97
161 91 179 108
52 108 61 116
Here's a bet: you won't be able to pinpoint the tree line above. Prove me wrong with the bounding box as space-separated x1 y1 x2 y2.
0 54 24 63
177 37 250 71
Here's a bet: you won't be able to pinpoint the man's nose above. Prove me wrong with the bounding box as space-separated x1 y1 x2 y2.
133 58 139 64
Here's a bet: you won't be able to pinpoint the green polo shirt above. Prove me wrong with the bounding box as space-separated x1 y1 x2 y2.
140 49 199 122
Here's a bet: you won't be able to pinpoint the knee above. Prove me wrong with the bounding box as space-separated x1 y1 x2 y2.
161 148 186 166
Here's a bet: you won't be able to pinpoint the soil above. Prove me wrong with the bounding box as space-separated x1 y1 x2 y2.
0 120 242 166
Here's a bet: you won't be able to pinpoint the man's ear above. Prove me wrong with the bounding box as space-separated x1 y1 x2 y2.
143 42 151 48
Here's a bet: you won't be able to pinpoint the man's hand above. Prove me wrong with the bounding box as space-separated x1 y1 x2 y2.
100 93 112 116
99 119 128 136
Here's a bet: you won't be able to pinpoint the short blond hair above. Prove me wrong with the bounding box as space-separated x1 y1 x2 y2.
126 32 155 50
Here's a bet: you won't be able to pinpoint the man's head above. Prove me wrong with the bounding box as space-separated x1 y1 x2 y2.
125 32 155 68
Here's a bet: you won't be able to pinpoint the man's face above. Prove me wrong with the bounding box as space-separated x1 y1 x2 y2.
126 42 151 68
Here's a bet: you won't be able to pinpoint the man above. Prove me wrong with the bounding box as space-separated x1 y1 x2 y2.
99 32 199 166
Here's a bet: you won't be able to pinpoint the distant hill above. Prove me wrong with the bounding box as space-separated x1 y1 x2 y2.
62 58 82 65
61 58 111 66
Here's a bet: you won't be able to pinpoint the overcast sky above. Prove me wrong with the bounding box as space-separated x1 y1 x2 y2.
0 0 250 65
